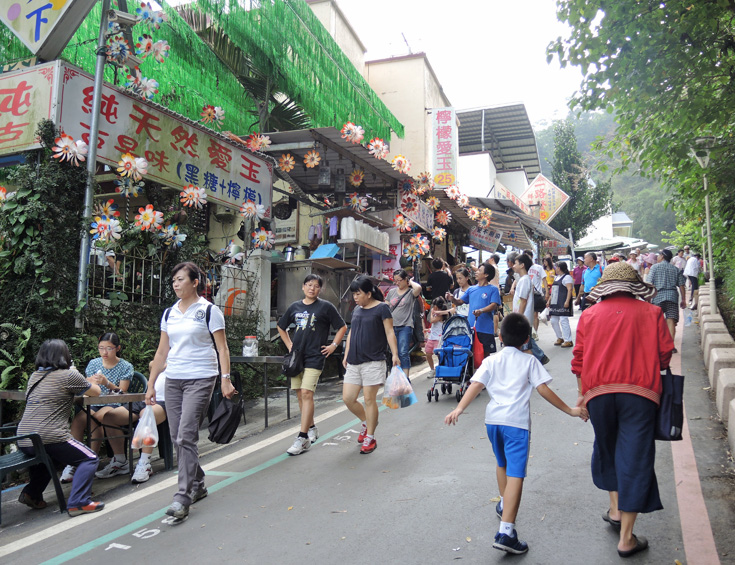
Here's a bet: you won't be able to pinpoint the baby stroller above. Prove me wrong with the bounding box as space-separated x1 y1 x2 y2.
428 315 473 402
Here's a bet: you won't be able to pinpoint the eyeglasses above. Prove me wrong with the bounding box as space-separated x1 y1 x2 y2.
98 346 117 352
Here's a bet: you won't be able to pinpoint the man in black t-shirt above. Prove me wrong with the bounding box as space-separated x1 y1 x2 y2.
426 258 453 300
277 274 347 456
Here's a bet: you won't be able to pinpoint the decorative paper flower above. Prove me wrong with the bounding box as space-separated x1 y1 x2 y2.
240 200 266 220
508 231 517 242
425 196 441 210
304 150 321 168
117 153 148 181
200 105 225 128
160 224 187 248
348 168 364 187
137 2 166 30
348 192 368 213
467 207 480 221
252 228 275 250
435 210 452 226
340 122 365 144
246 133 271 152
411 235 431 255
393 214 413 232
151 40 169 63
402 243 420 261
90 216 121 243
432 227 447 242
95 199 121 218
444 185 461 200
401 193 418 214
457 194 470 208
480 208 493 220
180 185 208 209
279 153 295 172
477 215 491 230
135 34 153 57
135 204 163 231
52 134 88 167
415 172 434 191
398 178 414 194
391 155 411 174
367 138 389 159
106 36 131 65
114 176 144 198
135 76 159 100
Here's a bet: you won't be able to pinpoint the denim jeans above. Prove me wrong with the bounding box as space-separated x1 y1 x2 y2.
394 325 413 370
529 337 545 361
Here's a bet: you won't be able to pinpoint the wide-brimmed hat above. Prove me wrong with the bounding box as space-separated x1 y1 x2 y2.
586 261 657 304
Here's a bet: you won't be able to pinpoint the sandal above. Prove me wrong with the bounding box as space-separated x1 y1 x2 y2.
602 509 621 530
617 534 648 558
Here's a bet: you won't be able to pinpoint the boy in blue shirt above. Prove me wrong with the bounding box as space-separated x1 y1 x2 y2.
445 313 587 554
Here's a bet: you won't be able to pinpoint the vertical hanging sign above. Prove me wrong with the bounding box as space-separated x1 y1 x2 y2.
431 107 458 188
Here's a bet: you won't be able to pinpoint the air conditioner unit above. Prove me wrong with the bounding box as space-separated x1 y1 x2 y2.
213 204 237 223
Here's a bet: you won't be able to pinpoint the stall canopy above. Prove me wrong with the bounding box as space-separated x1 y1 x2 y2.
574 236 651 254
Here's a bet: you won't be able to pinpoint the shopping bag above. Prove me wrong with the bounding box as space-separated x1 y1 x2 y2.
473 327 484 369
208 395 245 444
382 366 416 409
131 406 159 448
655 369 684 441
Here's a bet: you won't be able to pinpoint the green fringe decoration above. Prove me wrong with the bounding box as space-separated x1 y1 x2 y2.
192 0 404 140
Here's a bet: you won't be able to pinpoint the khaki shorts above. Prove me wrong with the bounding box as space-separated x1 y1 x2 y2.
291 368 322 392
343 360 387 387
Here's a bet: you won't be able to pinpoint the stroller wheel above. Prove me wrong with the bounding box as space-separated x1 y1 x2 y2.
434 389 439 401
455 390 462 403
447 384 453 394
427 389 432 402
441 383 446 394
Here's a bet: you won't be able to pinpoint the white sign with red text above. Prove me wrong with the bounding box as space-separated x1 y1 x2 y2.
520 174 569 224
431 107 458 188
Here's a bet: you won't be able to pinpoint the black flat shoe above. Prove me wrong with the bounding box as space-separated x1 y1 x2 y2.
618 534 648 558
602 510 621 530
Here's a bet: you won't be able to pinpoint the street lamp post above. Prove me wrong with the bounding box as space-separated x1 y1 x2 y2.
691 137 717 315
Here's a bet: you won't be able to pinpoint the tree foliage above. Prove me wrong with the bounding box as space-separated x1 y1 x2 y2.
548 121 613 241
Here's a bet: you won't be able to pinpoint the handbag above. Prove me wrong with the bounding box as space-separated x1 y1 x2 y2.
655 368 684 441
533 289 546 312
472 324 484 369
208 395 245 444
282 347 304 378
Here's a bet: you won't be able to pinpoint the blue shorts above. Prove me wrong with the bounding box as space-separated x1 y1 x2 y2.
486 424 530 478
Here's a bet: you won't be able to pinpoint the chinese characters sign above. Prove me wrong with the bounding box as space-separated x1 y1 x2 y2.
520 174 569 224
431 107 458 187
57 63 272 213
0 61 56 156
1 0 96 60
541 240 568 257
492 179 531 215
469 227 503 253
401 192 434 232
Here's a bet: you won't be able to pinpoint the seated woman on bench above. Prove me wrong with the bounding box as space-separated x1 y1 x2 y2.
96 370 167 483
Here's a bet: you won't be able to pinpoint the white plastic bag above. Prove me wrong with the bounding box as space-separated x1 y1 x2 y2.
131 406 159 448
382 367 417 409
684 308 693 327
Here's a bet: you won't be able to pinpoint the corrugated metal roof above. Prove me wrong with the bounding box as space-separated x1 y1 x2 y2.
457 105 541 178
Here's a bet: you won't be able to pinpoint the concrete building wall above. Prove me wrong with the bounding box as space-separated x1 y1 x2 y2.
459 153 496 198
496 170 529 197
306 0 367 75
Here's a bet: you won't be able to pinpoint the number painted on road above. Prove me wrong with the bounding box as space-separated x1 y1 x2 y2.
161 516 178 525
105 543 131 551
132 528 160 539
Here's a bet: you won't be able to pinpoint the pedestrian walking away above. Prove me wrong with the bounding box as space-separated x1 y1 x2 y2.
277 274 347 456
572 261 674 558
572 257 584 299
648 249 686 350
444 313 587 555
385 269 422 377
683 252 702 309
511 254 549 364
342 276 400 455
147 262 236 522
548 261 574 347
575 252 602 312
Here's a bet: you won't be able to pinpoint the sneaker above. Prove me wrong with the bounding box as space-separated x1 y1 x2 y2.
308 426 319 444
540 355 550 365
166 501 189 519
493 530 529 555
95 458 128 479
68 501 105 517
286 436 311 456
495 501 503 519
554 338 564 346
360 437 377 454
561 341 574 348
191 485 208 504
357 422 368 443
131 461 152 484
60 465 76 484
18 491 47 510
532 330 539 340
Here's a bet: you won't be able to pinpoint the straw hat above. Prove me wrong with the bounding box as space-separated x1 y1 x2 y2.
586 261 657 304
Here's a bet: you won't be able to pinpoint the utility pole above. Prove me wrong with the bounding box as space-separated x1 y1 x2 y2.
567 227 575 260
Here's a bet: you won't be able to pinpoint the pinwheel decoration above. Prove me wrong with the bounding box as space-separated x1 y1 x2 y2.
246 133 271 152
397 178 414 194
401 193 418 214
477 215 492 230
348 192 368 213
135 204 164 231
107 22 121 36
137 77 159 100
402 243 421 261
90 216 122 243
117 153 148 182
95 199 121 219
200 105 225 128
435 210 452 226
457 194 470 208
135 34 153 58
414 172 434 194
466 207 480 221
137 2 166 30
252 228 275 250
279 153 295 173
180 185 208 209
340 122 365 144
444 185 461 200
348 168 365 187
508 231 517 242
367 138 389 160
411 235 431 255
151 40 169 63
432 226 447 242
240 200 266 220
480 208 493 220
52 134 88 167
160 224 187 248
304 150 321 168
114 176 144 198
0 186 6 205
425 196 441 210
391 155 411 174
393 213 413 233
106 36 131 65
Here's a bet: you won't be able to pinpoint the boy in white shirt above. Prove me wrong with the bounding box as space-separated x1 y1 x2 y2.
445 313 587 555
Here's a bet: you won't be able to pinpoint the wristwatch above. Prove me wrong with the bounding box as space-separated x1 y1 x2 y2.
221 373 231 379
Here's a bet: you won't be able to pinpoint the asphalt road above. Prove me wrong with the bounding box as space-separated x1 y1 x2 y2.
2 315 734 564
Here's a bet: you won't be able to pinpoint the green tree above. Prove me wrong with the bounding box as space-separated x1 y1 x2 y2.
548 121 613 241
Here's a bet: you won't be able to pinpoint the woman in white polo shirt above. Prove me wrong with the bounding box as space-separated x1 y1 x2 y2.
146 262 236 521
